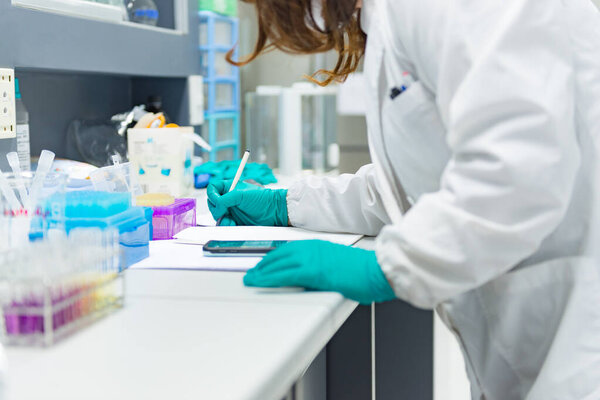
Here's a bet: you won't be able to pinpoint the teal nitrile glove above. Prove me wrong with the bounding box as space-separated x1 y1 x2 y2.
244 240 397 305
207 179 288 226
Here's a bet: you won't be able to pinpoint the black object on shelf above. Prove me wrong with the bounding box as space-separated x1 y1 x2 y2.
145 95 171 123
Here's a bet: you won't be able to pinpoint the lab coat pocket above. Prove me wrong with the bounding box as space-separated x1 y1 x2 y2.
380 81 451 203
477 257 600 398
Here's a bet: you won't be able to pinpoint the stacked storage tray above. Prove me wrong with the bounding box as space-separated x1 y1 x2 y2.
199 10 240 162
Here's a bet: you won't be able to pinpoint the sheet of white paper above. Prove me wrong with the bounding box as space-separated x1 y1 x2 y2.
196 212 217 226
131 240 262 272
174 226 362 247
193 190 217 226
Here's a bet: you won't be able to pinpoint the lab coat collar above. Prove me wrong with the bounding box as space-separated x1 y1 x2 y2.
360 0 375 35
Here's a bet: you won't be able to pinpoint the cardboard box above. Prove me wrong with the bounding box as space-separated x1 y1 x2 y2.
127 127 194 196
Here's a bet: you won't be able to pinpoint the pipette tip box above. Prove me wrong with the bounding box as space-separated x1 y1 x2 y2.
44 191 151 270
63 207 151 270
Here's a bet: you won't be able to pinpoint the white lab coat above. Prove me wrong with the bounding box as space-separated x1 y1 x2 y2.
287 0 600 398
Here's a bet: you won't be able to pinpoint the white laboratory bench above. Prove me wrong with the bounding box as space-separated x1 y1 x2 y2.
4 208 454 400
4 255 358 400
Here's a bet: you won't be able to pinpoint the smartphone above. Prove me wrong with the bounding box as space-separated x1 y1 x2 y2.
203 240 289 256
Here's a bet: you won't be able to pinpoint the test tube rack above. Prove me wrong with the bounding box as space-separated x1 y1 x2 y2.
0 229 124 347
199 10 241 162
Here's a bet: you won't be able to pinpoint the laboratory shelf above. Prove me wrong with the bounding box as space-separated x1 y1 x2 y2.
212 140 238 149
204 111 240 161
200 9 240 160
0 1 201 77
198 10 238 22
204 76 238 83
199 45 234 53
206 104 239 114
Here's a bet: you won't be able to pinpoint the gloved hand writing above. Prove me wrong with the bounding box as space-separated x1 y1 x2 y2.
244 240 397 305
207 179 288 226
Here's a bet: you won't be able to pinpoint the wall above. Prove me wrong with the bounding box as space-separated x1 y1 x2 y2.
16 70 132 161
237 2 313 91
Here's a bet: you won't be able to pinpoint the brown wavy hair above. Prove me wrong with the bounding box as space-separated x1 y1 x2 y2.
225 0 365 86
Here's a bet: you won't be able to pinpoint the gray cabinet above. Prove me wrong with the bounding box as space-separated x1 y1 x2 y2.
0 0 203 161
0 0 200 77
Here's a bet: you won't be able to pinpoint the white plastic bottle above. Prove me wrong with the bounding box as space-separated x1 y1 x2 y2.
15 78 31 171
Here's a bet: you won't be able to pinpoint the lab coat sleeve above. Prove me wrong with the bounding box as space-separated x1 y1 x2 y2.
287 164 392 235
378 0 579 308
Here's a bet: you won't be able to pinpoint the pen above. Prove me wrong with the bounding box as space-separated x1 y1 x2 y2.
216 149 250 226
390 72 416 100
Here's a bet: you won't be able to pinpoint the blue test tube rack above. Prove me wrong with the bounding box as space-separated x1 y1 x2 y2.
199 10 241 161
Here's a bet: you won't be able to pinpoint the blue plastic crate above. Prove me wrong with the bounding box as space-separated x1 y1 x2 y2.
199 11 241 160
204 77 239 113
199 11 239 48
42 191 151 271
199 11 239 79
203 112 240 162
62 206 150 271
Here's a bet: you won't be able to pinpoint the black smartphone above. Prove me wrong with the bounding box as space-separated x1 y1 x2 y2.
203 240 289 256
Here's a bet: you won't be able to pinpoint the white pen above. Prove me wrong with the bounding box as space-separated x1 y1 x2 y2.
216 150 250 226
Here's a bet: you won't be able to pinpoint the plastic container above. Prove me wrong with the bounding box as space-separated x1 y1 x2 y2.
215 147 234 162
151 198 196 240
199 18 233 47
0 231 124 347
64 191 130 218
64 207 150 270
204 81 236 112
126 0 159 25
127 127 195 196
201 53 234 78
143 206 154 242
46 191 150 270
14 79 30 172
0 171 68 245
89 162 142 198
203 112 240 162
246 83 338 175
245 87 281 167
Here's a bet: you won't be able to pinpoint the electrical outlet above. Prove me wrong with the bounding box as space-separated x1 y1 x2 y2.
188 75 204 126
0 68 16 139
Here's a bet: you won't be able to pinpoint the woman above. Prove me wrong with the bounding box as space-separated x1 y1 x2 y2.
207 0 600 398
